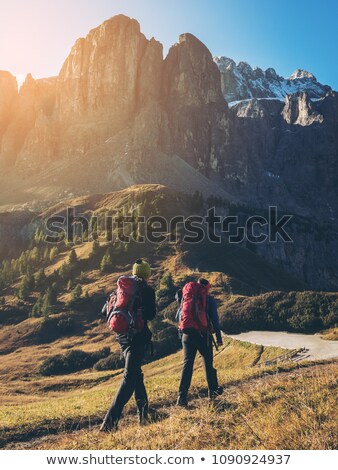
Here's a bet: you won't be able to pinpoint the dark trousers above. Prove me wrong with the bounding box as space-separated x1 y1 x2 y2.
103 338 148 424
179 330 218 397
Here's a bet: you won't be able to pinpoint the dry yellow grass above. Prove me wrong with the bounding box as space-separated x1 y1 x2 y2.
0 335 336 450
321 328 338 341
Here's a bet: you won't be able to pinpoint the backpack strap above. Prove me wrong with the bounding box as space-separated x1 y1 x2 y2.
176 295 184 322
193 294 205 329
127 278 138 312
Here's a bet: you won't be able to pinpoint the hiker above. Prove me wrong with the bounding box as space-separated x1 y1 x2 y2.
175 278 223 406
100 259 156 432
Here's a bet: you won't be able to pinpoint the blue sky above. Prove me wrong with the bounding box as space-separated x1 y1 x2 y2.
0 0 337 89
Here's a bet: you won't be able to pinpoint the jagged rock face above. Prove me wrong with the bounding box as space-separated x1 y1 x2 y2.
0 74 57 168
214 56 331 102
55 15 164 160
57 15 163 122
282 92 323 125
235 208 338 291
163 33 229 170
164 33 223 107
222 92 338 224
0 72 18 164
256 222 338 291
0 15 337 289
289 69 315 80
0 16 164 168
0 72 18 136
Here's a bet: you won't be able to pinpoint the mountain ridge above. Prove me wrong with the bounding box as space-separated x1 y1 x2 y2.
0 15 338 289
214 56 332 102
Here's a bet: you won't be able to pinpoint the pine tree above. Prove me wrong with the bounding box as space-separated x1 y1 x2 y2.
100 248 113 272
50 283 58 305
17 275 31 300
91 240 100 257
71 284 82 302
68 248 78 266
35 268 46 287
43 247 50 262
31 297 43 317
30 246 40 264
59 262 70 280
41 285 57 317
49 246 58 262
26 269 35 291
18 253 26 275
162 272 175 292
41 293 51 317
100 253 111 272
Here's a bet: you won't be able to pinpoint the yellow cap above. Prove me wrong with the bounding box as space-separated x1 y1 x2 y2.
132 259 151 279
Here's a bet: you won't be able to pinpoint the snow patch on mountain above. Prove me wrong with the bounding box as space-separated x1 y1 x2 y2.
214 57 331 102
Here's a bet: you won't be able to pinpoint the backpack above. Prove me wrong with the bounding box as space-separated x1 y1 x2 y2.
105 275 144 335
179 282 208 332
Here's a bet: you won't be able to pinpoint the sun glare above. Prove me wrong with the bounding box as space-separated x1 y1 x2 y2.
15 74 27 90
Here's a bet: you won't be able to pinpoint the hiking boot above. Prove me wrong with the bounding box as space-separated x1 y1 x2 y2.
139 415 150 426
176 394 188 407
99 416 118 433
138 409 150 426
209 386 224 400
137 400 149 426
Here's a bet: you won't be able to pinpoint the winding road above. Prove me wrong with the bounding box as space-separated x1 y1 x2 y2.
228 331 338 361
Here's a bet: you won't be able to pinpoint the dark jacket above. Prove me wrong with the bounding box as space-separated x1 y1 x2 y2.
117 278 156 346
175 289 222 343
206 296 222 344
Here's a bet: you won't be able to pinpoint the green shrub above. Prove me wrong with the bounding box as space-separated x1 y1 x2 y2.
161 301 179 322
93 352 124 371
161 273 175 292
39 347 110 376
152 325 181 359
71 284 82 301
56 317 76 334
219 291 338 334
38 314 78 341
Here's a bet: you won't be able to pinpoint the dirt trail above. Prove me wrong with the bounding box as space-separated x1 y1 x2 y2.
228 331 338 361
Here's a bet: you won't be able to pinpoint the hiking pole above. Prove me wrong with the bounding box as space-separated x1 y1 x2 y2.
211 333 219 351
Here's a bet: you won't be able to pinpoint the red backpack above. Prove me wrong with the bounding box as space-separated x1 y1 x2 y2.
179 282 208 332
106 276 144 334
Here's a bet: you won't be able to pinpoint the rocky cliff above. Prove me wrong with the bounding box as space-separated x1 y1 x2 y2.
0 72 18 144
214 56 331 102
0 14 337 290
222 92 338 220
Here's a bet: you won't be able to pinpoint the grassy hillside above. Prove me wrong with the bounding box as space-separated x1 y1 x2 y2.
321 328 338 341
0 337 336 450
0 184 337 450
219 291 338 334
0 185 336 372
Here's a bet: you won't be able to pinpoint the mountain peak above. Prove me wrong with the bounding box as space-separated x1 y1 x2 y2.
289 69 316 81
237 61 253 76
214 56 330 102
102 14 141 30
178 32 209 51
214 56 236 69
